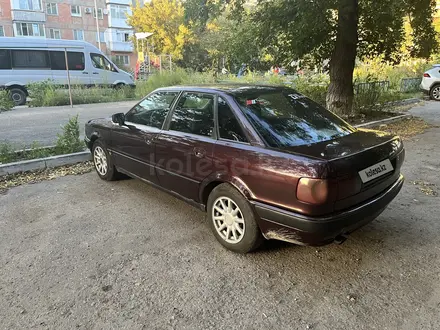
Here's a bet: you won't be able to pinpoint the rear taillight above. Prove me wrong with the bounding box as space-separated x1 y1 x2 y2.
296 178 329 204
424 73 431 78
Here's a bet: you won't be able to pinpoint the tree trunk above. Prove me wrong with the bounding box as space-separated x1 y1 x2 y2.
326 0 359 116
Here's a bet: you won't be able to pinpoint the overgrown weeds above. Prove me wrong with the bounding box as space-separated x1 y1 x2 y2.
0 115 85 164
0 90 14 112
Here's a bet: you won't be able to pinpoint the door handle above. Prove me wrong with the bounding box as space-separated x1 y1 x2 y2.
82 72 89 74
194 147 206 158
93 72 99 75
145 136 153 145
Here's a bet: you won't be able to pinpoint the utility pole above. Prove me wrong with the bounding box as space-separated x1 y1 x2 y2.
94 0 101 51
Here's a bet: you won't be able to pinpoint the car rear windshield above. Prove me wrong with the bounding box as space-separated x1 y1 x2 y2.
233 88 355 148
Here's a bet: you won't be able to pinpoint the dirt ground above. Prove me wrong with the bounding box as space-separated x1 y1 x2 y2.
1 104 440 330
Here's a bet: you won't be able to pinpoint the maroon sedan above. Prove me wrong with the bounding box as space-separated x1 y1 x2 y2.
85 85 404 253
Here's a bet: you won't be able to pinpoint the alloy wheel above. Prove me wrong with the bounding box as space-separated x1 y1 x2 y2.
432 86 440 100
94 146 108 176
212 197 245 244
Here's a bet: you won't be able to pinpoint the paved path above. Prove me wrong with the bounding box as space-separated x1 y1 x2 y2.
409 100 440 123
0 101 137 149
1 105 440 328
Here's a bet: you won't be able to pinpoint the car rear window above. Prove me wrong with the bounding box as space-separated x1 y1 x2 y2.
233 88 355 148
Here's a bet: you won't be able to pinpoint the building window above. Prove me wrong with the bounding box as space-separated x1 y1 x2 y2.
93 8 103 19
0 26 4 37
73 29 84 40
96 31 105 42
116 32 131 42
46 3 58 15
15 0 42 11
110 5 128 19
15 22 45 37
48 28 61 39
71 5 81 17
115 55 129 65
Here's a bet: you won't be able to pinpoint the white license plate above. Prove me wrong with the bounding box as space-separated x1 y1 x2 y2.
359 159 394 183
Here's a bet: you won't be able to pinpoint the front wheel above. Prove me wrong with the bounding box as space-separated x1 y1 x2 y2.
92 140 119 181
207 183 264 253
430 85 440 101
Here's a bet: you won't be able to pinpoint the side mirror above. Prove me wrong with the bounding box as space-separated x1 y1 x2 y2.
112 113 125 126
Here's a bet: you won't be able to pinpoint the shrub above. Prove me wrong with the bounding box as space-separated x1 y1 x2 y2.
0 143 16 164
135 68 216 99
55 115 84 154
292 74 329 107
0 90 15 112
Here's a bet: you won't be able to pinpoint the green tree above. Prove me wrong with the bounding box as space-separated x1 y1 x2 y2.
252 0 438 114
128 0 192 60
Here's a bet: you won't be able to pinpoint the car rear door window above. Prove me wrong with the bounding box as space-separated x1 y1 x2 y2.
125 91 179 128
217 97 248 143
170 92 214 137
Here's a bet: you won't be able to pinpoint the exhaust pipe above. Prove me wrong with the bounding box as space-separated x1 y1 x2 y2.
334 235 348 245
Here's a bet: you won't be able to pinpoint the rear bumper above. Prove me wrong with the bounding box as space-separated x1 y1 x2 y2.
253 174 404 246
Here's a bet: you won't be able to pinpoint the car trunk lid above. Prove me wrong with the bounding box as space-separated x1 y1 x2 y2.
281 129 405 210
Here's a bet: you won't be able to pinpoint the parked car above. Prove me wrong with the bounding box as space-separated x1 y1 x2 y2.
85 85 405 253
0 37 134 106
421 64 440 100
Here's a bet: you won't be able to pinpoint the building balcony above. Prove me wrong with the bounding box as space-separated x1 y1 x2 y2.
106 0 133 5
108 17 130 29
12 10 46 22
107 41 133 52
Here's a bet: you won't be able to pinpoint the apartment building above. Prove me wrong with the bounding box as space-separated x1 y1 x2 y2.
0 0 136 69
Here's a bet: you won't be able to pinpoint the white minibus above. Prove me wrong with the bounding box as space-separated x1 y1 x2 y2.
0 37 135 105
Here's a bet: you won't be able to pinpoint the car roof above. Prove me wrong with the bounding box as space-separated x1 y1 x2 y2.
0 36 99 51
155 84 288 96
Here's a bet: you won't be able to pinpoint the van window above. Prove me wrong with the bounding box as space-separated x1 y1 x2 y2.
12 50 50 69
90 53 117 72
0 50 11 69
49 51 85 71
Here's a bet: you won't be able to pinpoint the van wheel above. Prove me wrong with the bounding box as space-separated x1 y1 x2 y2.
114 83 125 89
9 88 27 106
207 183 264 253
430 85 440 101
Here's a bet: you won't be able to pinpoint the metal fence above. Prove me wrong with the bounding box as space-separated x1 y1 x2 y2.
354 81 390 94
400 78 422 93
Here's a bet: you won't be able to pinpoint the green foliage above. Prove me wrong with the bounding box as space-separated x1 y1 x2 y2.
0 143 16 164
0 90 14 112
135 68 216 98
292 74 330 107
55 115 85 154
28 83 135 107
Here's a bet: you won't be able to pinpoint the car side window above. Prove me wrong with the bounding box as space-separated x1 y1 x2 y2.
90 53 116 72
125 92 178 128
218 97 248 143
169 92 214 137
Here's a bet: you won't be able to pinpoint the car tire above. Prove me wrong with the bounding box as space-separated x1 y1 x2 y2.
9 87 27 106
207 183 264 253
429 85 440 101
92 140 119 181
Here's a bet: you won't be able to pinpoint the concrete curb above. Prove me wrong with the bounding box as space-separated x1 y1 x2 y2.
355 114 412 128
384 98 422 107
0 151 91 176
